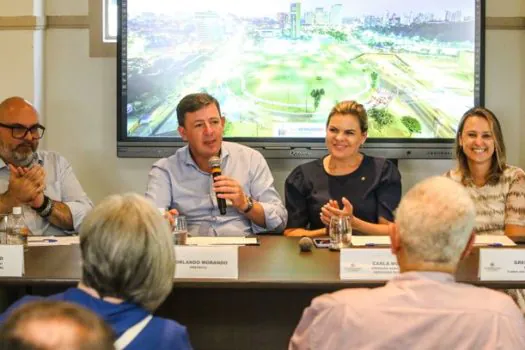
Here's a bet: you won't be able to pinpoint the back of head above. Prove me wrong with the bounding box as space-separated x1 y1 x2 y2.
176 93 221 127
0 300 115 350
396 176 475 266
79 193 175 312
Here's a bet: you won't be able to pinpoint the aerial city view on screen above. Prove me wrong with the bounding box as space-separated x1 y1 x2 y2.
125 0 476 139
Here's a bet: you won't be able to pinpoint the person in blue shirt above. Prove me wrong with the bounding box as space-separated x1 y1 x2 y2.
146 93 287 236
284 100 401 236
0 193 192 350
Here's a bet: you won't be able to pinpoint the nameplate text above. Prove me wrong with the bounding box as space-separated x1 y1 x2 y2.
340 248 399 280
0 245 24 277
174 246 238 279
479 248 525 281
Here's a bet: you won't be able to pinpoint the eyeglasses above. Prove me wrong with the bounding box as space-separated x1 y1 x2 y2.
0 122 46 140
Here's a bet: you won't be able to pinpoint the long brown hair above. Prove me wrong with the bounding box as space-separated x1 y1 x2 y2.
455 107 507 185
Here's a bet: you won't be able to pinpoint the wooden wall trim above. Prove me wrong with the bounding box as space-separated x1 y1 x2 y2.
0 16 46 30
47 16 89 29
0 16 523 31
486 17 525 30
0 16 89 30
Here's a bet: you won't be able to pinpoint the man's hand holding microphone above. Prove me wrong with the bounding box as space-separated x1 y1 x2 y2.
209 156 252 214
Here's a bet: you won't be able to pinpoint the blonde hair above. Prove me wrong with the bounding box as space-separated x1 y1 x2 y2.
455 107 507 185
79 193 174 312
327 100 368 133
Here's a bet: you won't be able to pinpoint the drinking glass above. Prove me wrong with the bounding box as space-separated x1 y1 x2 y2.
172 216 188 245
329 216 352 250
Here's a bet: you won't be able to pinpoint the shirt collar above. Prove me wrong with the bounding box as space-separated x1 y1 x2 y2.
391 271 455 284
182 142 230 168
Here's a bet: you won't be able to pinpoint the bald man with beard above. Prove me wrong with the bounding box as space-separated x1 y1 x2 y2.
0 97 92 235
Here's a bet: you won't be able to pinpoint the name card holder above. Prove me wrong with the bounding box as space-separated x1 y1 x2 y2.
174 246 238 279
340 248 399 280
479 248 525 281
0 245 24 277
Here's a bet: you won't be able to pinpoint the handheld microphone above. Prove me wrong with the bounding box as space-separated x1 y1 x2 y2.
209 156 227 215
299 236 314 253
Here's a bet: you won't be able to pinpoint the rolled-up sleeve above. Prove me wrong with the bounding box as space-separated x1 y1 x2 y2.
58 157 93 232
145 160 173 210
249 153 287 233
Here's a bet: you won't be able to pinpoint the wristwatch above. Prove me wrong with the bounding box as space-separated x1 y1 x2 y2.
243 196 254 213
32 195 54 218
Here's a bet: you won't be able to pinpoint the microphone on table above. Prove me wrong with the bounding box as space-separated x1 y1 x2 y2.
299 236 314 252
209 156 227 215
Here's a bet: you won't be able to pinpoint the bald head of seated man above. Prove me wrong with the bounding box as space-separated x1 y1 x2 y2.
0 300 115 350
290 176 525 350
0 97 93 234
0 97 43 167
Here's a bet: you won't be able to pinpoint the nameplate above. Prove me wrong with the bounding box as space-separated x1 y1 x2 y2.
174 246 238 279
340 248 399 280
479 248 525 281
0 245 24 277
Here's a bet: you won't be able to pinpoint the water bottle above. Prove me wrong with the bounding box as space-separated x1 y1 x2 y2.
7 207 31 248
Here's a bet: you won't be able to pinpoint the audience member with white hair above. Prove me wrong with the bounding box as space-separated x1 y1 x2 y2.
0 193 192 350
289 176 525 350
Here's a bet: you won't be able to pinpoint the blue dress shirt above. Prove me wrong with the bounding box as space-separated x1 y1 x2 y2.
146 142 287 236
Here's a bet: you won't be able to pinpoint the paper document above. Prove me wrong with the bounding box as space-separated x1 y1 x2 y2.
28 236 79 247
351 236 391 247
186 236 258 246
474 235 516 246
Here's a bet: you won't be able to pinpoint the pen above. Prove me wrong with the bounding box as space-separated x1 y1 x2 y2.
31 239 58 243
365 243 376 247
488 243 502 247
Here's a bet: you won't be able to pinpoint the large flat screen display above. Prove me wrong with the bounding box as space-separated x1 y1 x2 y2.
117 0 484 159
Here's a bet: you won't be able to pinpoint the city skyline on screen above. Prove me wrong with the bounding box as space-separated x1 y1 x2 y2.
123 0 479 140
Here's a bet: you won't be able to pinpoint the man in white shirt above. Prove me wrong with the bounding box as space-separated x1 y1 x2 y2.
0 97 92 235
290 176 525 350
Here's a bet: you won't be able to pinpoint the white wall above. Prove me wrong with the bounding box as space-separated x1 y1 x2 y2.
0 31 36 100
1 0 524 204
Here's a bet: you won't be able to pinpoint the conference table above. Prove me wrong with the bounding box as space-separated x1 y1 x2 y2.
1 236 524 350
